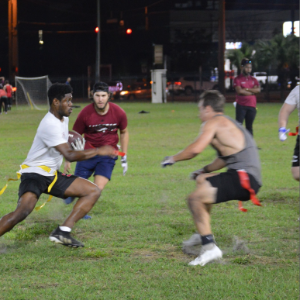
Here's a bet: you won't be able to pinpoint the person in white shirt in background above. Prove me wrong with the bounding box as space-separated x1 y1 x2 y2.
278 85 300 181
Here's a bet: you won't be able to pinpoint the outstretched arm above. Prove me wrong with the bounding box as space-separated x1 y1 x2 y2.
172 121 216 162
55 143 116 163
278 102 296 128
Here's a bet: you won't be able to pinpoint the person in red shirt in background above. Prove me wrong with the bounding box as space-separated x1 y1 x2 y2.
64 81 129 219
233 58 261 136
4 80 13 111
0 84 8 114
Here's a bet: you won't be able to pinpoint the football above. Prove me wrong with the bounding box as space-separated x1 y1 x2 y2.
68 130 83 148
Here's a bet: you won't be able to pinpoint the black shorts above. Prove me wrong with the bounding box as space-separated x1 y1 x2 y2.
18 172 77 200
292 135 299 167
205 169 261 204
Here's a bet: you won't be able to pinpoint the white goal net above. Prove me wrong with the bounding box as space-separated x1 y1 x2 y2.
15 75 52 109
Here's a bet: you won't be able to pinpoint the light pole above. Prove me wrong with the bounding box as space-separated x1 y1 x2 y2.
8 0 18 81
218 0 225 94
95 0 100 82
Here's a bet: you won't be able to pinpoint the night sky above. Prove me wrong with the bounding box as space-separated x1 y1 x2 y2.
0 0 298 81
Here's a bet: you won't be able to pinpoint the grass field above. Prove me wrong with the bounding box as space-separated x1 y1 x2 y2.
0 102 299 299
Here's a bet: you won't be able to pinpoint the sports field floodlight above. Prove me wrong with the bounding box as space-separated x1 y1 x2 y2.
126 28 132 35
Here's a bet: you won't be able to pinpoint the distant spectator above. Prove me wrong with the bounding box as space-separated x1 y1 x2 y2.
0 85 8 114
233 58 261 136
0 77 5 86
65 77 71 85
4 80 13 111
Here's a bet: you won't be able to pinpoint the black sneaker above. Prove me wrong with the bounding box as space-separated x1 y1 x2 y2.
49 226 84 248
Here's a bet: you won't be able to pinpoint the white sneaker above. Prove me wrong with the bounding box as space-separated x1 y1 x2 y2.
188 243 222 266
182 233 202 247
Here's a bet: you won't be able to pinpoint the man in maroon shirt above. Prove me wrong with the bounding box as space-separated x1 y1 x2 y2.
233 58 261 136
64 82 129 218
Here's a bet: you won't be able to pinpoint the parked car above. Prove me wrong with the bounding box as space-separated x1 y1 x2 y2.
120 83 151 100
108 81 123 99
167 76 218 95
166 77 183 95
89 81 123 99
253 72 278 89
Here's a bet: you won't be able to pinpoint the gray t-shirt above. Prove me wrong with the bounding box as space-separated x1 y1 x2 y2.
214 115 262 186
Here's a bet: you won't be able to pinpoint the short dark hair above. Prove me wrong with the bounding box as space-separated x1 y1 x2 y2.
93 82 109 94
4 80 9 84
241 58 252 66
48 83 72 106
199 90 225 112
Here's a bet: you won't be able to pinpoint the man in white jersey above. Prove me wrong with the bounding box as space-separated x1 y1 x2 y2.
0 83 117 247
278 85 300 181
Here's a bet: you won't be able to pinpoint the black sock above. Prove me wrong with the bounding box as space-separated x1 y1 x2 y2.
201 234 215 245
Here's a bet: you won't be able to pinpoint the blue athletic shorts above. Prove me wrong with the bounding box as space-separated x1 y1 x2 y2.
74 155 117 180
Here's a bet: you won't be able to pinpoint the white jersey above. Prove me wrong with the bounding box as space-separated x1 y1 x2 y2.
21 112 69 176
284 85 300 130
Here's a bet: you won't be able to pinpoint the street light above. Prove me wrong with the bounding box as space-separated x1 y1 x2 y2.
39 30 44 44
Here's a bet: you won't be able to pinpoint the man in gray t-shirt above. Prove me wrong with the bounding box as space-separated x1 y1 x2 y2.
161 90 262 267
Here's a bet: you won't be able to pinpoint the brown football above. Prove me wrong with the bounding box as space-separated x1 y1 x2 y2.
68 130 83 147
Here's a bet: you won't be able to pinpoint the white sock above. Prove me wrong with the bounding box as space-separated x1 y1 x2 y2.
59 226 71 232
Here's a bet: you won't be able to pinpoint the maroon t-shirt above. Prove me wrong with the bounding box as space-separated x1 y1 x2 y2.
73 102 127 150
233 74 259 108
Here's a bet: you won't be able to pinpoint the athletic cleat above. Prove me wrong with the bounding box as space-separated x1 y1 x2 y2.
182 233 202 247
188 243 222 266
49 226 84 248
64 196 76 205
82 214 92 220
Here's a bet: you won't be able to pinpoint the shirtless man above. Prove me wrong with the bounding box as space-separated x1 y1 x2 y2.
161 90 262 266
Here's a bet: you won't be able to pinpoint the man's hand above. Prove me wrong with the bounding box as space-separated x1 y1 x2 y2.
279 127 290 141
97 145 118 157
121 155 128 176
71 138 86 150
64 161 71 173
161 156 175 168
190 168 205 180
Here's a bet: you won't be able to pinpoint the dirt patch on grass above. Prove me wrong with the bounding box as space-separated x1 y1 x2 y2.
131 247 189 262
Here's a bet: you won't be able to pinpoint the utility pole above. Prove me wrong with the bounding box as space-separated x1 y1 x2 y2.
8 0 18 81
95 0 100 82
291 9 295 35
218 0 225 94
145 6 149 30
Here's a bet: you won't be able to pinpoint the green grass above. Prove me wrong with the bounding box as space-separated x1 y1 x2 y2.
0 102 298 299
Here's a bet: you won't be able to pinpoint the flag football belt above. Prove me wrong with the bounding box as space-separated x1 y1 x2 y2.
288 126 299 136
0 164 58 211
237 169 262 212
